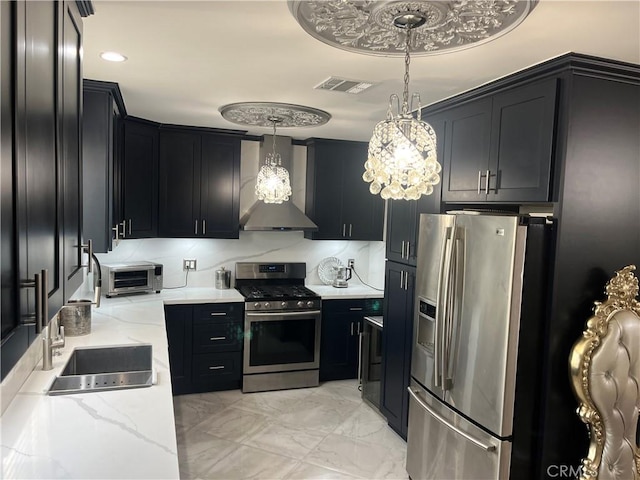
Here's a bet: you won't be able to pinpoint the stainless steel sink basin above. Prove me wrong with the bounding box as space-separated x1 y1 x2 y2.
47 344 154 395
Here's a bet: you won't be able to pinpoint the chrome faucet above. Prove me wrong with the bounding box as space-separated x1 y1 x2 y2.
43 315 65 371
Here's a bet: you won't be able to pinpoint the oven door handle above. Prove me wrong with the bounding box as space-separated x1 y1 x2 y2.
246 310 321 318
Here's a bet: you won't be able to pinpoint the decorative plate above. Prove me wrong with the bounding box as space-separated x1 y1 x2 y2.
318 257 343 285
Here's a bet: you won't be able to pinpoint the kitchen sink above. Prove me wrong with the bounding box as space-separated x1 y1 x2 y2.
47 344 154 395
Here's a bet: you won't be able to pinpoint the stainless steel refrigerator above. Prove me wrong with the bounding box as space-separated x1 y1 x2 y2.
406 212 550 480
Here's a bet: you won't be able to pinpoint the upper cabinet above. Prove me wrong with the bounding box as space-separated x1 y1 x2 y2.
158 127 240 238
386 114 445 266
439 77 558 203
1 0 86 380
305 138 384 241
82 80 126 252
122 117 160 238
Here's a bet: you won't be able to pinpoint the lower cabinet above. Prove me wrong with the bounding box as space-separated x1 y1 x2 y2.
164 302 243 395
381 262 415 440
319 298 383 382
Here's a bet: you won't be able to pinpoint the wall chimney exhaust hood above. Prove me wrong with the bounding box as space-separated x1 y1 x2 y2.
240 135 318 232
218 102 330 232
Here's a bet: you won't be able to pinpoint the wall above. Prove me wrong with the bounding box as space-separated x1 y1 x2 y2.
92 139 387 290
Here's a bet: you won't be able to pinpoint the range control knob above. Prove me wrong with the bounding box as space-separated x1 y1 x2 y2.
253 302 261 309
297 301 305 308
307 300 314 308
281 301 287 308
264 302 270 309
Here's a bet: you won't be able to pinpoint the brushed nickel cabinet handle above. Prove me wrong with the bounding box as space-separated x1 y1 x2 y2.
209 336 226 341
485 169 490 194
477 170 482 194
349 224 352 237
342 224 346 237
401 240 406 259
406 242 411 259
202 219 206 236
210 312 227 316
208 365 225 370
195 219 198 235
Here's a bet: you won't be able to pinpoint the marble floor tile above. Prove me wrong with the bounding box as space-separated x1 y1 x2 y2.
174 380 408 480
195 405 270 443
243 421 328 460
201 444 299 479
284 461 362 480
176 429 238 479
303 433 399 479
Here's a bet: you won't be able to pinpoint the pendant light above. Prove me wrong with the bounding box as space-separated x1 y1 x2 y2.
364 13 441 201
255 117 292 204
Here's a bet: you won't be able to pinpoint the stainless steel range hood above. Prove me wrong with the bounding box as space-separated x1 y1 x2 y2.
240 135 318 232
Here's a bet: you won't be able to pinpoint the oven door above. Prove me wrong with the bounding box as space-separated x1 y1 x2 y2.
244 309 321 374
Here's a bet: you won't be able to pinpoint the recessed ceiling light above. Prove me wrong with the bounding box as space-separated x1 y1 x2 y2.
100 51 127 62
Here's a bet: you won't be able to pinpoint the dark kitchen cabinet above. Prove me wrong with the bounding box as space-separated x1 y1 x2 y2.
164 302 243 395
122 117 160 238
59 0 85 299
305 138 384 241
385 114 444 266
82 80 125 252
380 262 415 440
158 127 240 238
440 78 557 203
1 0 87 381
164 304 193 395
319 298 383 381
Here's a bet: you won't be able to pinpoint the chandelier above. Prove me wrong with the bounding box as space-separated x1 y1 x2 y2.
364 12 440 200
255 118 292 204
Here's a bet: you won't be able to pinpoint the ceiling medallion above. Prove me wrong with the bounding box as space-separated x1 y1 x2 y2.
288 0 537 56
219 102 331 128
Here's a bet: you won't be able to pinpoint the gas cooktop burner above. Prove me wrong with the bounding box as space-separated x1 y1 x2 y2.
237 285 319 301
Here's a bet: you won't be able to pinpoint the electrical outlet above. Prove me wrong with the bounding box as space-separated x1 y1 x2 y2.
183 259 197 271
348 258 355 269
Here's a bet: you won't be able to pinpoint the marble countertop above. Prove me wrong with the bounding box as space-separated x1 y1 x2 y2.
0 285 383 479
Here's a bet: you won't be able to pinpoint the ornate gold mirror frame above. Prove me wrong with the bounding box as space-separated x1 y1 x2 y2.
569 264 640 480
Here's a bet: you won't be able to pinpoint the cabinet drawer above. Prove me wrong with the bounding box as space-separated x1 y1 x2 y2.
193 320 243 353
193 303 243 322
322 298 384 315
192 352 242 383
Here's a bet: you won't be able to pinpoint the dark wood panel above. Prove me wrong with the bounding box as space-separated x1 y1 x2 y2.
60 0 84 299
122 118 159 237
200 134 240 238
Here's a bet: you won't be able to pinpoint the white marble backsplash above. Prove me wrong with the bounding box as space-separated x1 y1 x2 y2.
95 232 386 291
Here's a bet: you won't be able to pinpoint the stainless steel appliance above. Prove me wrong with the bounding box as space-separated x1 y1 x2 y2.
332 265 352 288
101 261 163 298
360 315 383 412
406 212 550 480
235 262 321 393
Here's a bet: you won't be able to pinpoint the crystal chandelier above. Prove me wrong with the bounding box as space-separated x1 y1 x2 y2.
364 13 441 201
255 117 292 204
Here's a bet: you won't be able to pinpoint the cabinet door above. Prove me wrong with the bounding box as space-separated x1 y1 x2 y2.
386 200 416 264
122 118 159 238
381 262 415 439
59 1 84 301
158 130 201 237
441 98 492 203
200 134 240 238
164 305 193 395
319 312 357 381
488 78 558 202
340 142 384 241
15 0 63 326
305 141 343 240
82 90 113 253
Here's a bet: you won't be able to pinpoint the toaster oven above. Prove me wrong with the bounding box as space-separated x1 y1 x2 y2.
101 262 163 298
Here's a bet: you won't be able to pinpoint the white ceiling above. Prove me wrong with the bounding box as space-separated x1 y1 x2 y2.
83 0 640 142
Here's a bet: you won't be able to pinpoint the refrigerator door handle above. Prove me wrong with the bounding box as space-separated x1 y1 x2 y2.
435 227 454 388
443 234 462 390
407 387 497 452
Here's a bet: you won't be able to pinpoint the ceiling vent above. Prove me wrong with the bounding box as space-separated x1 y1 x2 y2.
314 77 375 94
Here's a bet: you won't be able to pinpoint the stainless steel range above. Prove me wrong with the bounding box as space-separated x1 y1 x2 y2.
235 262 321 393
